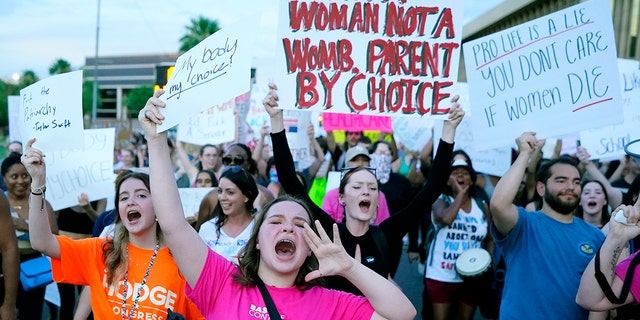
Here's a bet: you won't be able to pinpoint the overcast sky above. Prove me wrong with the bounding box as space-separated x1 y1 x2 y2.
0 0 504 81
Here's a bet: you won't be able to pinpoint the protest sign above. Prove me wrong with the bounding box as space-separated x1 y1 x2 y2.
393 116 434 152
434 119 511 177
46 128 115 211
19 71 85 152
8 96 21 144
158 24 253 132
580 59 640 160
177 100 235 145
275 0 463 117
245 83 272 150
178 187 214 218
463 0 623 150
322 113 392 132
284 110 313 170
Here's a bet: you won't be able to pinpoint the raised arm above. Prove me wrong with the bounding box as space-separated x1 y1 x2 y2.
263 84 335 230
304 221 416 320
21 138 60 258
491 132 540 236
577 147 623 208
576 205 640 311
0 192 18 320
139 89 208 287
175 141 199 185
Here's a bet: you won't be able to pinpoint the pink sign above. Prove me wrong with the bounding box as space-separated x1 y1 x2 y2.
322 113 392 132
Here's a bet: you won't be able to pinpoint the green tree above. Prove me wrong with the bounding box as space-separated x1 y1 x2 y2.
179 16 220 52
18 70 39 88
49 58 72 75
0 80 20 128
82 80 99 117
124 86 153 118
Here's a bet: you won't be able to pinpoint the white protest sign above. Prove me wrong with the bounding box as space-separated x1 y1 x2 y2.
579 59 640 160
284 110 313 170
541 135 579 158
392 117 434 152
178 187 215 218
177 100 235 145
8 96 21 144
275 0 463 117
463 0 623 150
45 128 115 211
245 82 272 150
158 24 253 132
434 119 511 177
19 70 85 152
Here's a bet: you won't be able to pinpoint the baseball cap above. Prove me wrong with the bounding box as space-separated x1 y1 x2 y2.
345 146 371 163
450 159 477 182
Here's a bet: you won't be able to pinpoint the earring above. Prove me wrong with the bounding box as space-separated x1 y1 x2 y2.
340 202 345 206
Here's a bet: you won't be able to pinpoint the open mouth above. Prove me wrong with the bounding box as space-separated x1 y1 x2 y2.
275 239 296 256
587 200 598 209
127 210 141 222
359 200 371 213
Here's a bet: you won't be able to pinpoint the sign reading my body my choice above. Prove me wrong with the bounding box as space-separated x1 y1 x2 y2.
157 24 253 132
275 0 463 117
19 70 85 152
463 0 623 150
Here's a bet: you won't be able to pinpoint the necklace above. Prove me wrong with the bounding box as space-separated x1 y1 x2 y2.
121 238 160 320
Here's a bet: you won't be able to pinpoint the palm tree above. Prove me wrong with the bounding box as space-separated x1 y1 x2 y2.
49 58 72 75
18 70 39 88
179 16 221 52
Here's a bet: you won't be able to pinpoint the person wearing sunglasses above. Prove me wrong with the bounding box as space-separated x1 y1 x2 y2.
175 142 222 187
263 83 463 297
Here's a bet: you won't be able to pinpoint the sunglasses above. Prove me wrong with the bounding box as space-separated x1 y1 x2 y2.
222 155 246 166
340 166 376 181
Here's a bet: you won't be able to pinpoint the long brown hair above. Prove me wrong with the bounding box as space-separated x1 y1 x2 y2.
233 195 323 290
101 171 163 287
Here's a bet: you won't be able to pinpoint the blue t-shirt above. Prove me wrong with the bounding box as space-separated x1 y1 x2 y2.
491 208 604 320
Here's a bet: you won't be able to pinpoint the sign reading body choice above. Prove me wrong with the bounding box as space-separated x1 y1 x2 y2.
19 70 85 152
275 0 463 117
463 0 623 150
157 24 253 132
45 128 116 211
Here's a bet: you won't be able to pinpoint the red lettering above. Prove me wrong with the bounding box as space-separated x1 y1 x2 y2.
384 3 439 37
369 77 386 111
401 79 419 114
417 82 433 115
440 42 460 77
283 38 311 73
289 1 318 31
338 40 354 71
348 2 363 32
329 3 349 30
386 81 403 112
318 71 341 109
346 73 367 112
315 3 329 30
283 38 354 73
297 71 319 108
432 8 455 39
432 81 453 114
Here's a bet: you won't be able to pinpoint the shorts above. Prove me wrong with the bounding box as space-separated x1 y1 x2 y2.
425 278 477 306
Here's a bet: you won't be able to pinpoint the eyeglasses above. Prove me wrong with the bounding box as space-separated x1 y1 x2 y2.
222 155 246 166
340 166 376 181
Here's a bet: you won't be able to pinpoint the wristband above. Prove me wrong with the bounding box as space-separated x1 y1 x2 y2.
30 185 46 211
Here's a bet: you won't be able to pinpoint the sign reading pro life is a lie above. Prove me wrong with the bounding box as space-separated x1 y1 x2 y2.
463 0 623 150
274 0 463 118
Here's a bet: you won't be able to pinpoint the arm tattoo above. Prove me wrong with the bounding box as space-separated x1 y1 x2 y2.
609 246 623 279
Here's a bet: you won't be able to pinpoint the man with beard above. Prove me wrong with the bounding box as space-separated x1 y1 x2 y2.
490 132 604 320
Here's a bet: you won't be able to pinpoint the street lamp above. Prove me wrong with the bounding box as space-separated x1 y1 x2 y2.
91 0 101 124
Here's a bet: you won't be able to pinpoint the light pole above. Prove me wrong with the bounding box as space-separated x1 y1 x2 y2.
91 0 101 124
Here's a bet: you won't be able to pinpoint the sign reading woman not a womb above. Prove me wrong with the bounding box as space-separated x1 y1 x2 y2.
157 23 254 132
274 0 463 118
463 0 623 151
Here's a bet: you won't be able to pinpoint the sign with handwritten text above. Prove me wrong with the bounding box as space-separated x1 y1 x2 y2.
434 118 511 177
157 24 253 132
274 0 463 117
19 70 85 152
463 0 623 150
178 187 214 218
580 59 640 160
392 116 434 152
45 128 115 211
284 110 313 170
177 100 235 145
8 95 21 144
322 113 393 132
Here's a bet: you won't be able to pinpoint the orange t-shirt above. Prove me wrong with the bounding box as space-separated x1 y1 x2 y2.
52 236 203 320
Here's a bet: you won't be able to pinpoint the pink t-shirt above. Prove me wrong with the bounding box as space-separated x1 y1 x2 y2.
186 249 375 319
321 187 390 225
615 250 640 302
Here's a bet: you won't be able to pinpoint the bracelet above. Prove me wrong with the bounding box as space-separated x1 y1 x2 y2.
31 185 46 195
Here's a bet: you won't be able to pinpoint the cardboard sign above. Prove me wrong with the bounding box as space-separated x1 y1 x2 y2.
19 71 85 152
579 59 640 160
178 187 215 218
275 0 463 117
284 110 313 170
463 0 623 150
322 113 393 132
46 128 115 211
177 100 235 145
158 24 253 132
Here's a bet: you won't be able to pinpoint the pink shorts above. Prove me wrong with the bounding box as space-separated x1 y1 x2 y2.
425 278 477 306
